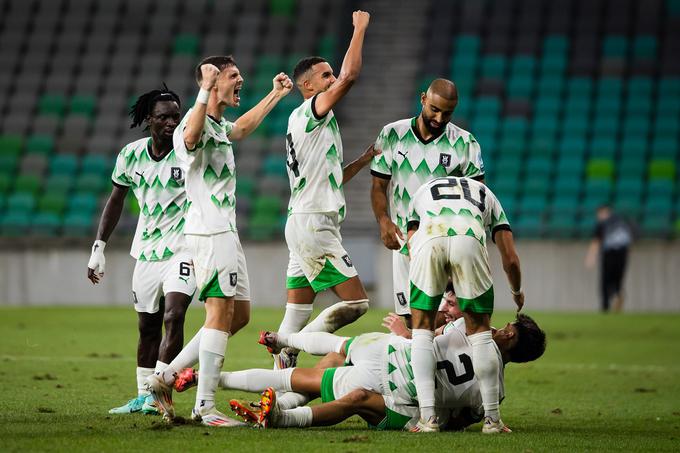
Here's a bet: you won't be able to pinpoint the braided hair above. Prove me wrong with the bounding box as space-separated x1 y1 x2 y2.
129 83 181 129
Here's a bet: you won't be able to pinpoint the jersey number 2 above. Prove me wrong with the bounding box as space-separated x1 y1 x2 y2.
437 353 475 385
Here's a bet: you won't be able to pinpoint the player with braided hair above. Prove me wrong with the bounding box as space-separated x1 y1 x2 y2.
87 85 196 415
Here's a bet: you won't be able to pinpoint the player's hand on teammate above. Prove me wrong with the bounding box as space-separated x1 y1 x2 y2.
272 72 293 95
200 64 221 90
87 240 106 284
382 312 410 338
360 144 381 164
513 291 525 312
379 217 404 250
352 10 370 30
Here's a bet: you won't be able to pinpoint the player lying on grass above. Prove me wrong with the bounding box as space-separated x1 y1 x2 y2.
172 313 545 431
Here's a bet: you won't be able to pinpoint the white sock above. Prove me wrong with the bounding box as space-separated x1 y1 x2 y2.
195 328 228 412
161 328 202 386
279 332 347 356
411 329 436 420
278 303 313 334
276 391 311 410
469 330 500 420
277 406 313 428
218 368 294 393
154 361 168 374
136 367 154 396
300 299 369 334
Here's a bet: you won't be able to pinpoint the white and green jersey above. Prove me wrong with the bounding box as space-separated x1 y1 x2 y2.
112 138 189 261
286 95 345 221
382 327 503 414
371 118 484 235
407 177 509 253
174 109 236 235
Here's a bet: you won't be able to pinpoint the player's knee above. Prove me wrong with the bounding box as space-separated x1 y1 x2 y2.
138 316 162 339
163 307 186 330
343 299 369 322
345 388 373 406
229 310 250 336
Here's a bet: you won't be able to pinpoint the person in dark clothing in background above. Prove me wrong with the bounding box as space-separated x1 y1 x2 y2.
585 205 634 312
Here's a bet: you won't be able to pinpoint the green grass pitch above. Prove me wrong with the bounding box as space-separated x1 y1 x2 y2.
1 306 679 452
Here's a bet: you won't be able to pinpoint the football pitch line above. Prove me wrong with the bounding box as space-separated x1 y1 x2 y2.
5 354 680 373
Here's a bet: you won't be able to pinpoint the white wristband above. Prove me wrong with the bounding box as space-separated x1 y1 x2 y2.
511 287 522 296
196 88 210 105
92 240 106 253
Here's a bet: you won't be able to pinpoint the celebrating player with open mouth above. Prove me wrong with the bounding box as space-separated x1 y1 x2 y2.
146 56 293 427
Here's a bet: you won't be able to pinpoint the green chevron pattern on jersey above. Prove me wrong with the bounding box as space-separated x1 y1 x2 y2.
286 96 345 221
112 138 188 262
371 118 484 235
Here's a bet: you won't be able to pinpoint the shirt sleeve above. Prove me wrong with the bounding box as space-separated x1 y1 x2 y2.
484 189 511 241
463 135 485 178
301 95 326 132
111 147 132 187
370 126 393 179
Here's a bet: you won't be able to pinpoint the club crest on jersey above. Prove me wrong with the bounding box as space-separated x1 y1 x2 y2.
439 153 452 167
229 272 237 286
341 254 353 267
171 167 183 181
396 292 407 306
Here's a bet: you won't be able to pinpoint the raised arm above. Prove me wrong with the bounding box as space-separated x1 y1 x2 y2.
314 11 370 117
494 229 524 311
87 185 128 284
183 64 220 150
230 73 293 141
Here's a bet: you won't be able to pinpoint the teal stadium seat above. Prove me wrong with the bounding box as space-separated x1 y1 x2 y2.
50 154 79 175
8 192 36 213
38 193 68 215
31 212 61 236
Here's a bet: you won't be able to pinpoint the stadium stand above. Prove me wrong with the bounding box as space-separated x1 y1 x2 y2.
0 0 678 241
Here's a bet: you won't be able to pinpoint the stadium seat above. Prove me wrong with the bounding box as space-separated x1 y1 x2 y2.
38 94 67 117
13 174 41 195
31 211 61 236
45 175 73 194
586 159 615 179
68 193 98 214
50 154 79 175
632 36 657 59
81 154 111 176
38 193 68 215
26 135 54 155
0 135 24 156
62 211 94 237
7 192 36 214
173 34 200 56
75 174 108 193
70 95 96 118
0 211 31 236
649 160 676 180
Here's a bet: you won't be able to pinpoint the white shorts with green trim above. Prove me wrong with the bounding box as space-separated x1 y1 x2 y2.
132 251 196 313
409 235 494 313
285 213 358 292
186 231 250 301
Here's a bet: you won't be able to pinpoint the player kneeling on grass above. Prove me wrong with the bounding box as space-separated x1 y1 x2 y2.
405 176 524 433
173 315 545 431
88 86 196 415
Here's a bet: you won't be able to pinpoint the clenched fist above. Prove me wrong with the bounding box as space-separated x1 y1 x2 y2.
200 64 220 90
273 72 293 96
352 10 370 30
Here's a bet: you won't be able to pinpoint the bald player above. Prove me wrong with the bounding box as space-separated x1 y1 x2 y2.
371 78 486 322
